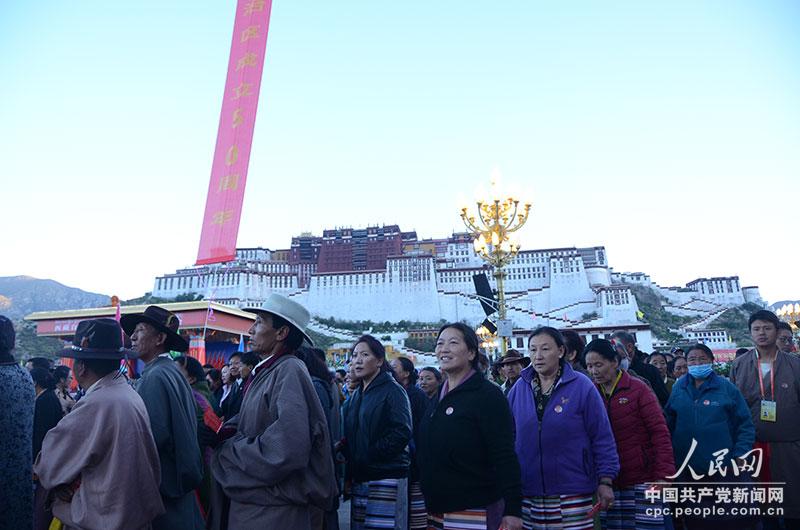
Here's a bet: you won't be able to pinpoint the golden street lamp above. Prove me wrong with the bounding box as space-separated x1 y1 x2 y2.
777 303 800 331
460 178 531 352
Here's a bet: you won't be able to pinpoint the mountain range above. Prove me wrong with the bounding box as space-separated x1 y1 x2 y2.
0 276 110 321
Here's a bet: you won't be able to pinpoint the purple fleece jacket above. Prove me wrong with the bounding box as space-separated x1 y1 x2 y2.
507 362 619 497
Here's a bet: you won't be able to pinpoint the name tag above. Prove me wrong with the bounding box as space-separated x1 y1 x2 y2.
760 400 777 422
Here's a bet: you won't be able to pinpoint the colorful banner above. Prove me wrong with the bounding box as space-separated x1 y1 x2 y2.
189 334 207 365
196 0 274 265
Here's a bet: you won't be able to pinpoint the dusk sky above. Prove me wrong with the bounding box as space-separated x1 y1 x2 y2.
1 1 798 302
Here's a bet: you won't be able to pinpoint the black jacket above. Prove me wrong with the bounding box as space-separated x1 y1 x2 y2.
33 389 63 459
405 383 429 481
220 380 243 419
632 349 669 406
418 372 522 517
343 371 412 482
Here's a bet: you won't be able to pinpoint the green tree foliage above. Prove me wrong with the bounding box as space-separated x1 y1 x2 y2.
315 316 446 334
405 337 437 352
708 303 761 348
628 285 694 342
306 329 338 350
13 319 62 361
121 292 204 306
629 285 760 347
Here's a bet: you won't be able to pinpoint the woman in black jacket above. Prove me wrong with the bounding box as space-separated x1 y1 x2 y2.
30 366 63 530
418 323 522 530
391 356 431 530
343 334 412 530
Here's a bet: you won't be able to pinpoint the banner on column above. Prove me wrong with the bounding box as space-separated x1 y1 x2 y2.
189 334 207 366
196 0 274 265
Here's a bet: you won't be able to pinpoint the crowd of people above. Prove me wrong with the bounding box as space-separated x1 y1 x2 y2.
1 301 799 530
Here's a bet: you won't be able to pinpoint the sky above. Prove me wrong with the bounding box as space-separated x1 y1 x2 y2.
1 0 799 303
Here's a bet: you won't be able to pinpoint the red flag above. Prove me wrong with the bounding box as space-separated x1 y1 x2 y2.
196 0 274 264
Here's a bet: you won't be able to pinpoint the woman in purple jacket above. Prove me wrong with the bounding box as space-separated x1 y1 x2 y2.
508 327 619 529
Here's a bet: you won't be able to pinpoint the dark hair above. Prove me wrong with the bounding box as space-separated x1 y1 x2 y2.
30 367 56 390
686 343 714 362
394 356 418 385
561 330 586 368
735 347 750 358
583 339 619 363
53 365 71 383
419 366 442 383
79 358 120 378
207 368 222 384
335 368 347 377
229 352 242 362
748 310 780 330
202 363 214 370
478 353 491 374
175 355 206 383
27 357 52 370
649 352 667 365
240 351 260 368
529 326 566 349
270 313 306 351
436 323 481 371
297 346 334 382
351 334 391 373
610 330 636 347
778 321 793 333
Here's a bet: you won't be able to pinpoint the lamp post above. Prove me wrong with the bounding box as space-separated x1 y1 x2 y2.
777 303 800 332
460 179 531 353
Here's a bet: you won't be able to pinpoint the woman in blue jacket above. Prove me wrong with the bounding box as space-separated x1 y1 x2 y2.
664 343 756 530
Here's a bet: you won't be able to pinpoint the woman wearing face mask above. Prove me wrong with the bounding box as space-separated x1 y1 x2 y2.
342 335 412 529
664 344 757 529
584 339 674 529
508 327 619 529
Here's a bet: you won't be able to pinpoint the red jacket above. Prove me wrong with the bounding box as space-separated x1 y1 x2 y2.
597 371 675 488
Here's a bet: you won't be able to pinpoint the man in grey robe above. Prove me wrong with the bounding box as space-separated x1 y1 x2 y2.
122 306 204 530
35 318 164 530
211 294 337 529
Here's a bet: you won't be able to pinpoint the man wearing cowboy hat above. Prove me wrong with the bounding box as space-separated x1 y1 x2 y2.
211 294 337 529
496 349 531 395
121 306 204 530
34 318 165 530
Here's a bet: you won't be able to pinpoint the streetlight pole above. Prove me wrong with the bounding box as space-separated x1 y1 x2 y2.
460 181 531 353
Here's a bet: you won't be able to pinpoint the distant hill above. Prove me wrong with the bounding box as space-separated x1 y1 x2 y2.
0 276 110 320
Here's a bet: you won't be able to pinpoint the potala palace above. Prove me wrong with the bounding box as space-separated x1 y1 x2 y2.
152 225 764 352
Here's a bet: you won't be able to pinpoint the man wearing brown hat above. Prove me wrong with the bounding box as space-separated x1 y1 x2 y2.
122 306 204 530
497 349 530 396
211 294 337 529
34 318 164 529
